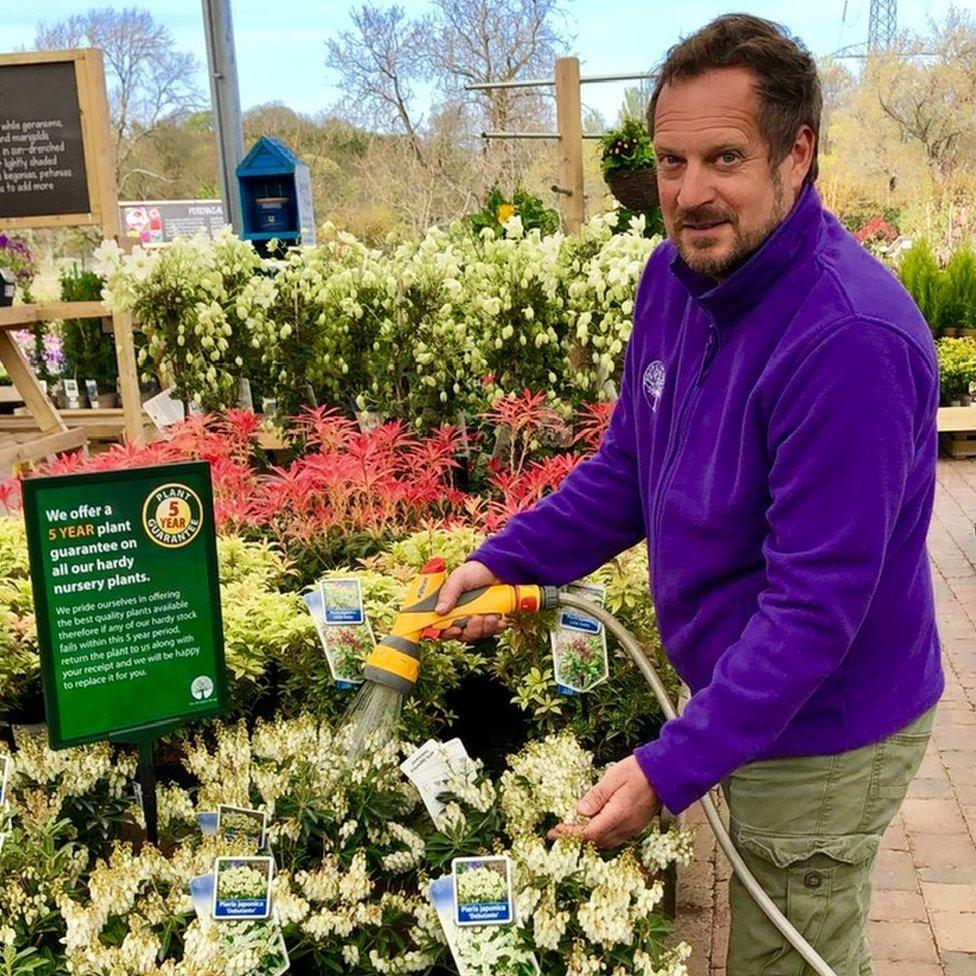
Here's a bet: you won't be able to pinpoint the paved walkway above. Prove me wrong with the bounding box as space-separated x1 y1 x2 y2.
679 457 976 976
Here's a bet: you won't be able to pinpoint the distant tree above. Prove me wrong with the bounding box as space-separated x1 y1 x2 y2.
617 82 652 127
423 0 572 134
874 7 976 177
35 7 203 189
816 56 856 154
324 4 429 166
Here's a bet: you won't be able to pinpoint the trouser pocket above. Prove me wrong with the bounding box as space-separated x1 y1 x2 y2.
727 830 878 976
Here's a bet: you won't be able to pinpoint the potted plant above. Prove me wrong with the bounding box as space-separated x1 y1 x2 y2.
601 116 659 213
59 267 120 407
0 233 37 302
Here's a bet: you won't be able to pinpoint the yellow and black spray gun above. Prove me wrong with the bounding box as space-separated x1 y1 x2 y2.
334 555 843 976
336 557 560 763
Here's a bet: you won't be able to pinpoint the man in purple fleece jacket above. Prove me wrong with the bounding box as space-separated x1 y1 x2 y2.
436 14 942 973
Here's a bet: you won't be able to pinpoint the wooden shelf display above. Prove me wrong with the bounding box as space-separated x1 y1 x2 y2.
0 48 144 470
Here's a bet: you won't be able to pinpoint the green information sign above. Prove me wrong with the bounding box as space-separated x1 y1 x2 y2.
22 461 228 749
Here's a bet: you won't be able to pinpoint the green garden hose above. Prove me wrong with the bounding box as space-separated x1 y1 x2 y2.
556 591 841 976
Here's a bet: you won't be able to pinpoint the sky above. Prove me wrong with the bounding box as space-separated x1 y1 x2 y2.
5 0 973 125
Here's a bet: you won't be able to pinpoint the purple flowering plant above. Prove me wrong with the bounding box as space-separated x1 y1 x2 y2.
0 234 38 299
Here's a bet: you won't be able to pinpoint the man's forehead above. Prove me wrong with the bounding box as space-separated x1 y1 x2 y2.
653 68 761 144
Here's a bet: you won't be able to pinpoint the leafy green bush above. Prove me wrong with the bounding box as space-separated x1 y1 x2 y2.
935 336 976 403
898 241 976 336
59 268 118 394
469 186 560 238
98 217 659 427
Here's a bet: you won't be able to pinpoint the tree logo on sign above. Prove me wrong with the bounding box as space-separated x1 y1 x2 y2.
142 483 203 548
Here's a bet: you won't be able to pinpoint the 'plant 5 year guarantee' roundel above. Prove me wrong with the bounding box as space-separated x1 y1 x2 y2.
142 483 204 548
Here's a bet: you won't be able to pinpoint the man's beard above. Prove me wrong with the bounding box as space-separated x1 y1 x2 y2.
670 169 789 279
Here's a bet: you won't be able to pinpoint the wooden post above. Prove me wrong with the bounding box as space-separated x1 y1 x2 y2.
554 57 584 234
82 50 145 447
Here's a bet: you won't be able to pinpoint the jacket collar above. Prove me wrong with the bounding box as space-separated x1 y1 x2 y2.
668 182 823 324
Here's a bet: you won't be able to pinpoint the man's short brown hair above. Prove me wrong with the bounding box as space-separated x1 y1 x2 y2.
647 14 822 184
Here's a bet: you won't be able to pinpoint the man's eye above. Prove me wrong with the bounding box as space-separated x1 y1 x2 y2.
660 155 681 166
720 151 741 164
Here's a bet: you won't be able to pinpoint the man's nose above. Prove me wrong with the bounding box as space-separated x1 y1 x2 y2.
676 162 716 212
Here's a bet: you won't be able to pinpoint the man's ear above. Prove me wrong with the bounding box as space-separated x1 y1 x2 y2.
789 125 816 190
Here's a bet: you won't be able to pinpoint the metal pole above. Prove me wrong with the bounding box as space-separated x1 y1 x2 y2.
201 0 244 233
466 71 655 92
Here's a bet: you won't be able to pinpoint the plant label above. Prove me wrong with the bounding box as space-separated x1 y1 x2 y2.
557 582 606 634
303 588 371 688
143 386 186 429
401 738 474 821
217 804 268 849
212 855 273 920
63 378 79 409
452 855 514 926
549 624 609 696
196 810 218 836
429 875 539 975
320 577 365 625
84 379 99 409
0 754 9 808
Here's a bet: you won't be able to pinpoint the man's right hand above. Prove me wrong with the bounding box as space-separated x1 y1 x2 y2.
434 560 508 642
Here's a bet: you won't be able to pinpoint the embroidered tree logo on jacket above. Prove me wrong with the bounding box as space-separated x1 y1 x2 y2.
642 360 665 411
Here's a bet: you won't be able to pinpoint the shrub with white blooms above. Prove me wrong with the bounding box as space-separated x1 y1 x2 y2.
0 717 692 975
95 215 659 424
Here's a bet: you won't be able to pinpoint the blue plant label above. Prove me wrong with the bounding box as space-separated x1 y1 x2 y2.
196 811 218 835
452 855 514 926
320 578 365 625
212 855 273 920
189 871 215 920
556 683 580 697
557 582 606 634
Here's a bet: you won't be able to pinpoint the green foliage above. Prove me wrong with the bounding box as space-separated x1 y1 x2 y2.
935 336 976 403
600 117 655 178
58 268 117 391
898 241 976 335
943 247 976 329
95 230 265 410
490 545 670 764
469 187 560 238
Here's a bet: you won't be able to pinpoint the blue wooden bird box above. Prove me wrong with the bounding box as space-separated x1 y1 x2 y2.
236 136 316 251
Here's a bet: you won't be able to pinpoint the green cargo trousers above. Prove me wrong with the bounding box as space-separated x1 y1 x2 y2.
722 705 936 975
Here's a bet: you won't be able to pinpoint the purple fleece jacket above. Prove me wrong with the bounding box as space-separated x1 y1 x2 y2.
471 184 944 815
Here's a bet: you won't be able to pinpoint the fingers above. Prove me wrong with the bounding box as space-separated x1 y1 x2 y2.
441 614 507 642
435 573 464 615
435 560 502 614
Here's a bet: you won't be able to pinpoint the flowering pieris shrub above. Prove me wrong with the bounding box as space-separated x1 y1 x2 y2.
96 217 659 423
0 506 667 757
94 228 263 410
7 718 691 975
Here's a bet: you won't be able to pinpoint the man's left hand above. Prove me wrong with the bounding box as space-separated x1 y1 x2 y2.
547 755 662 849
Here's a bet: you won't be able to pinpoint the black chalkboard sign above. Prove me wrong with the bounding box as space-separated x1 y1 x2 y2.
0 60 91 219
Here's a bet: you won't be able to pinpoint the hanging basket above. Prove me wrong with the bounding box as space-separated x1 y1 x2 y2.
606 166 659 213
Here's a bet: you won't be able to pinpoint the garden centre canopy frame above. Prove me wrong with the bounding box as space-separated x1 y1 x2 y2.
467 57 655 233
0 48 144 470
